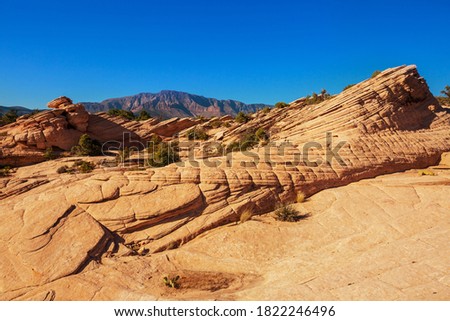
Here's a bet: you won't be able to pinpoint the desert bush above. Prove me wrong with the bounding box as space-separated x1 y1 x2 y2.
235 111 250 123
343 84 356 91
146 142 180 167
304 89 332 105
0 166 11 177
255 128 269 141
275 102 289 109
78 161 95 173
275 204 309 222
137 110 151 121
371 70 381 78
418 169 436 176
71 134 102 156
56 166 68 174
163 275 180 289
296 191 306 203
186 127 209 140
107 108 135 120
1 109 19 125
44 147 56 160
262 106 271 113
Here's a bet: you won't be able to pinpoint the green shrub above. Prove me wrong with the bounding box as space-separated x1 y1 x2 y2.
71 134 102 156
275 204 309 222
255 128 269 141
44 147 56 160
343 84 356 91
371 70 381 78
1 109 19 125
186 127 209 140
147 142 180 167
56 166 68 174
235 111 250 123
304 89 332 105
137 110 151 121
262 106 271 113
275 102 289 109
163 275 180 289
78 161 95 173
107 108 135 120
0 166 11 177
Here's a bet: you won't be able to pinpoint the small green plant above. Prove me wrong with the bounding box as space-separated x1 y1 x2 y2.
304 89 332 105
262 106 271 113
255 128 269 141
275 102 289 109
418 169 436 176
107 108 135 120
275 204 309 222
186 127 209 140
343 84 356 91
56 166 68 174
1 109 19 125
0 166 11 177
163 275 180 289
235 111 250 123
71 134 102 156
146 142 180 167
77 161 95 173
137 110 151 121
44 147 56 160
371 70 381 78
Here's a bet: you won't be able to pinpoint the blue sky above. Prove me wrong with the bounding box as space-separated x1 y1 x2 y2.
1 0 449 108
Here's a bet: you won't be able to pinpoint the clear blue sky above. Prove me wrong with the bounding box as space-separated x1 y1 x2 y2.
1 0 449 108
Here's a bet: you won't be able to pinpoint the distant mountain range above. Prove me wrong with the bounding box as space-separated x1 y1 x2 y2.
82 90 270 119
0 105 33 115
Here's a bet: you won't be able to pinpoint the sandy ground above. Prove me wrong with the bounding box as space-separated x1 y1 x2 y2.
162 165 450 300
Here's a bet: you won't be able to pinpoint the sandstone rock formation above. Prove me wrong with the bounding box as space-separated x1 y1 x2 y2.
0 65 449 300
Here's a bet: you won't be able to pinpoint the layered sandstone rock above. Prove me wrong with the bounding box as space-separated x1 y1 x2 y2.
0 65 449 300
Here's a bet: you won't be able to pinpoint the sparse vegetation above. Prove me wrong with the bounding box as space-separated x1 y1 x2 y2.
255 128 269 141
418 169 436 176
296 191 306 203
0 166 11 177
186 127 209 140
71 134 102 156
44 147 56 160
163 275 180 289
235 111 251 123
275 102 289 109
343 84 356 91
56 166 68 174
107 108 135 120
137 110 151 121
1 109 19 125
436 85 450 106
304 89 332 105
275 204 309 222
78 161 95 173
146 141 180 167
262 106 271 113
371 70 381 78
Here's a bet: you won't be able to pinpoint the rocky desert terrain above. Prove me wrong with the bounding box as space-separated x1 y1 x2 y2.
0 65 449 300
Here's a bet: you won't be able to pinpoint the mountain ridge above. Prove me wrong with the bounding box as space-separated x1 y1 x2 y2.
81 90 270 119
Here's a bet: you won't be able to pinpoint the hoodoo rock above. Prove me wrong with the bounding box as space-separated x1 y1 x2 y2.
0 65 449 300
